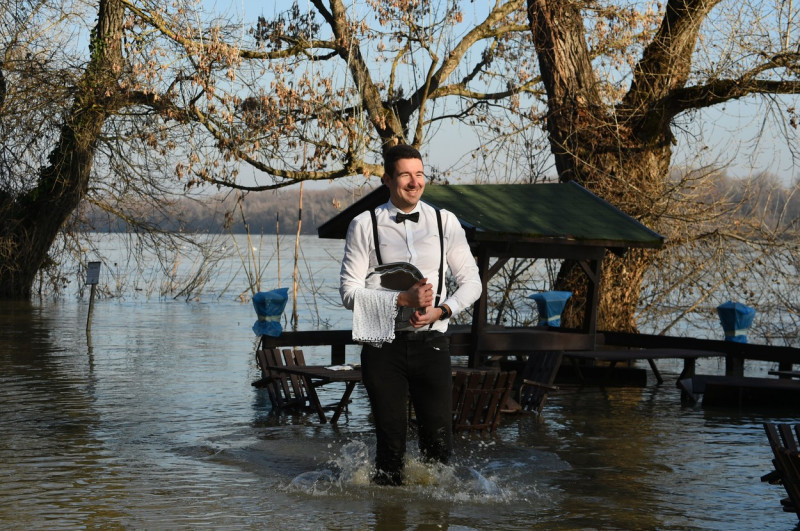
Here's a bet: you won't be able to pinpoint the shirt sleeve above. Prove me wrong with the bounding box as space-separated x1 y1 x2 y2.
339 214 372 311
440 210 482 315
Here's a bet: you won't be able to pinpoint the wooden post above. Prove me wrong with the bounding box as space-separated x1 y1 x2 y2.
331 344 346 366
292 183 303 331
85 261 101 332
726 354 745 378
470 248 490 368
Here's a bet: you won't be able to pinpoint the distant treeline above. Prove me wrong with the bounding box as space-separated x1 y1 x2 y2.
682 170 800 232
85 185 373 235
84 172 800 235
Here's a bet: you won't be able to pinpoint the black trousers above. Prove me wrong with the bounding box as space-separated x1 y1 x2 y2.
361 331 453 482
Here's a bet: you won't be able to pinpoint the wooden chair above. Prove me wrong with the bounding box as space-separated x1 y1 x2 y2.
762 423 800 519
452 370 516 434
518 351 563 417
255 348 311 414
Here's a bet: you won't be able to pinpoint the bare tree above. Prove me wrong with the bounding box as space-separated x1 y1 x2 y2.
0 0 541 298
525 1 800 331
636 168 800 342
115 0 540 189
0 0 129 298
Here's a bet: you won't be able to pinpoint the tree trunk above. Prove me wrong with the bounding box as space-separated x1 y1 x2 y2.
527 0 670 332
0 0 125 298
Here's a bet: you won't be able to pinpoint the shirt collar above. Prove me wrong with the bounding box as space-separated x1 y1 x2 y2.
385 200 423 216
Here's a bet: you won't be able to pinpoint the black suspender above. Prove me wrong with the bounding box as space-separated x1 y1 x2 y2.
433 208 444 308
369 209 383 265
369 207 445 306
428 209 445 330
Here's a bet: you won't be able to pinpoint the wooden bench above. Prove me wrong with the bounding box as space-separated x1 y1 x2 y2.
679 375 800 406
564 348 710 385
452 370 516 434
517 351 562 417
768 370 800 380
762 423 800 520
255 348 312 414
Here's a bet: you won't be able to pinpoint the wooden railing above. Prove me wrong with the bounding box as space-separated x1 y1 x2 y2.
599 330 800 377
259 325 595 366
259 326 800 376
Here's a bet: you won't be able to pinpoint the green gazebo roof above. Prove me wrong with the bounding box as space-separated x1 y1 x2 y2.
318 181 664 252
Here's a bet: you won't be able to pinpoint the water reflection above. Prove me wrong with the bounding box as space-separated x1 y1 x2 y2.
1 301 116 529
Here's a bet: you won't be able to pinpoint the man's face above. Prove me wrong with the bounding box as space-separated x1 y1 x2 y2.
383 157 425 212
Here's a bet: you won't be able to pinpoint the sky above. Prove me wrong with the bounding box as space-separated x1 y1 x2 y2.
686 102 799 183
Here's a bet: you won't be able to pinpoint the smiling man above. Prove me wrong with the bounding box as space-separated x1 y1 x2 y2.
339 144 481 486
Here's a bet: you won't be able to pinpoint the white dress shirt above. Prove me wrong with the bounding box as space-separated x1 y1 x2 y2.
340 200 482 333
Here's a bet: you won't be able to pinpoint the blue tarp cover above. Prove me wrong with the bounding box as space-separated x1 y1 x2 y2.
716 301 756 343
252 288 289 337
529 291 572 327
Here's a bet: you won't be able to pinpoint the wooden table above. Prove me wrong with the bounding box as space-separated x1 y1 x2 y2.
268 365 362 424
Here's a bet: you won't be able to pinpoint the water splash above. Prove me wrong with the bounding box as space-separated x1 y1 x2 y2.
286 440 371 494
288 470 337 494
406 461 511 503
285 440 524 504
331 440 372 486
462 467 504 497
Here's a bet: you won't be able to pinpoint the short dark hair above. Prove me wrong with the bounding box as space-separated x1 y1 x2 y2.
383 144 422 178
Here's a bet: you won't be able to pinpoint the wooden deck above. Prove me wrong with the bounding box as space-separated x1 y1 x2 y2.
260 327 798 372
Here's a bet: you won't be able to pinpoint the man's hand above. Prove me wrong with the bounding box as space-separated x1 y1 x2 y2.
409 306 440 327
396 278 434 309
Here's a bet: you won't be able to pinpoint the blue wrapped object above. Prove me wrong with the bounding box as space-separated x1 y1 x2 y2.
529 291 572 327
716 301 756 343
252 288 289 337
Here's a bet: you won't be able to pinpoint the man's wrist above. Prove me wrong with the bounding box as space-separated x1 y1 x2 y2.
437 304 452 320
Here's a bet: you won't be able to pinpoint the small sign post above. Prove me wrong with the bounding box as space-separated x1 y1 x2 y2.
86 261 101 332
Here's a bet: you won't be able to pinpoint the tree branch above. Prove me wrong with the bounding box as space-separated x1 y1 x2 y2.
667 78 800 116
625 0 722 108
406 1 526 113
119 0 335 60
431 78 544 101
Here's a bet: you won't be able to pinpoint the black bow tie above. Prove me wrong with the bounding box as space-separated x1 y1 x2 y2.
395 212 419 223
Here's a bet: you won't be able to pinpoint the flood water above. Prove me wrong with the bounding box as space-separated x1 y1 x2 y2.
1 235 799 530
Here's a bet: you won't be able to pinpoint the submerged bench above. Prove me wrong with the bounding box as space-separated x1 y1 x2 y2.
762 423 800 521
451 370 515 434
564 348 714 385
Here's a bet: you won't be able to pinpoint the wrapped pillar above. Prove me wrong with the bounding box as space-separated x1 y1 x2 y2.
252 288 289 337
716 301 756 343
529 291 572 327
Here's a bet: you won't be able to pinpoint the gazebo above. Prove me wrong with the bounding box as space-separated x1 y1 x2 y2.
318 181 665 366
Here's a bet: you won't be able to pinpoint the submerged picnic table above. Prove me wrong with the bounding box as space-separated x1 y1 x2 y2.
259 344 520 431
265 363 361 425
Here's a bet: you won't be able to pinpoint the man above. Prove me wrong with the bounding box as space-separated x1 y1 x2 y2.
340 144 482 485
